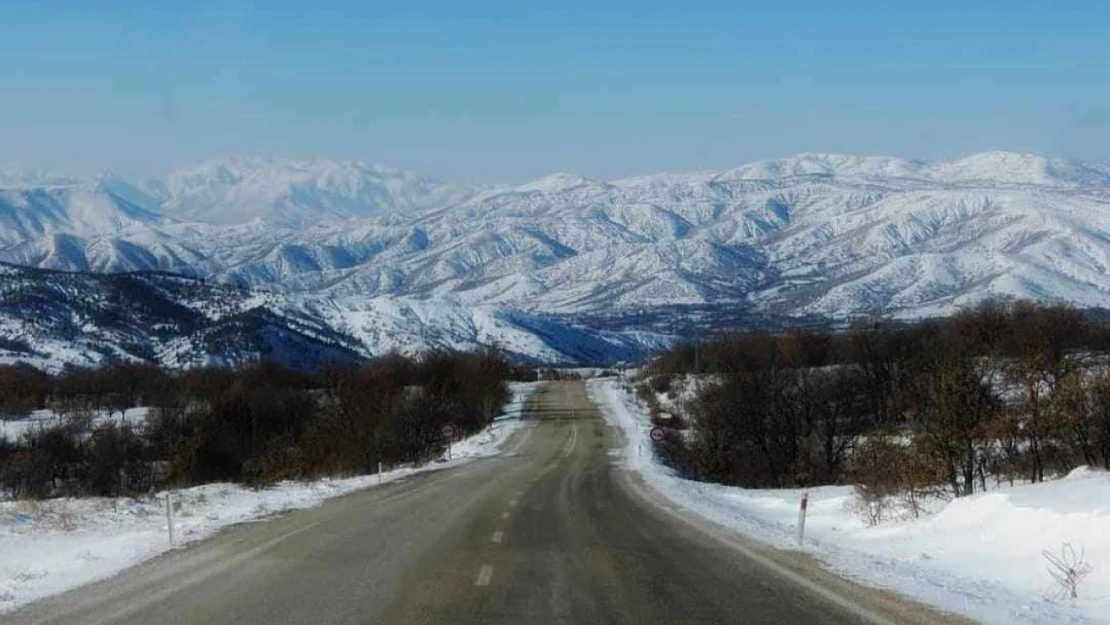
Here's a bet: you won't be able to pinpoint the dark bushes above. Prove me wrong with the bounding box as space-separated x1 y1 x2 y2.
685 364 871 488
654 299 1110 492
0 365 51 419
85 424 152 496
0 349 513 498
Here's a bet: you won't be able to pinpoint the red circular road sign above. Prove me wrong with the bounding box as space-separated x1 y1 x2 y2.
649 426 665 443
442 424 457 439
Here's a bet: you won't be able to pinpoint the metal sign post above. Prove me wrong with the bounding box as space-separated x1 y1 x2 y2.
442 424 457 460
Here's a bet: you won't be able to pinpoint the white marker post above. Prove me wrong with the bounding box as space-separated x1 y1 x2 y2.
797 492 809 547
378 461 383 484
165 491 176 547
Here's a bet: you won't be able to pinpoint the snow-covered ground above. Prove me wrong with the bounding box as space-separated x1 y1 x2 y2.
0 407 151 443
0 381 539 614
588 377 1110 625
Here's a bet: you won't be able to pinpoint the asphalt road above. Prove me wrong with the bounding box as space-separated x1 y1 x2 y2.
7 381 973 625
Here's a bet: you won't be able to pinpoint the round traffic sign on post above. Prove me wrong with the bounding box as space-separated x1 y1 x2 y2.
649 426 665 443
442 424 457 440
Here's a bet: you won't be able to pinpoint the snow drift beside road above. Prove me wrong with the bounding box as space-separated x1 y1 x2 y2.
588 377 1110 625
0 381 539 614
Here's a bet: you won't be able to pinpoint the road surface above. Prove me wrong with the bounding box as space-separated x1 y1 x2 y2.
8 381 972 625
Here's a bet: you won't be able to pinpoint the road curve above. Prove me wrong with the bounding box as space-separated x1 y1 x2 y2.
7 381 973 625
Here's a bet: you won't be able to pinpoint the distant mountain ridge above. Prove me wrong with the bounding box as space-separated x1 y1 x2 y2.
1 151 1109 366
134 155 476 225
0 264 646 370
710 152 1110 187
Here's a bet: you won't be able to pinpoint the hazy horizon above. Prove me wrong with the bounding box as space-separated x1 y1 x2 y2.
6 149 1110 189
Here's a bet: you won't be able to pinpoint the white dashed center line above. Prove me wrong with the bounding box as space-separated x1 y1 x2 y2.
491 531 504 544
476 564 494 586
501 511 511 519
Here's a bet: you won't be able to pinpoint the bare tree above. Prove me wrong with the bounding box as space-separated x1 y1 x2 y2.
1004 303 1086 482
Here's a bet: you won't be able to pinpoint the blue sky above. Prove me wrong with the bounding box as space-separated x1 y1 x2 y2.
1 1 1107 181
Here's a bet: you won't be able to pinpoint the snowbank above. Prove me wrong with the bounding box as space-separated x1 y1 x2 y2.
588 378 1110 625
0 381 540 614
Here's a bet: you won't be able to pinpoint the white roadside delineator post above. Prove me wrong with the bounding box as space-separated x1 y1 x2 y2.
165 491 176 547
797 492 808 547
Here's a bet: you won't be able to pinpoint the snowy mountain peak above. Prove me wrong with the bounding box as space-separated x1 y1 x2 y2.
705 151 1110 189
162 155 415 188
930 151 1110 187
140 155 474 226
514 172 598 193
0 168 89 190
720 153 926 182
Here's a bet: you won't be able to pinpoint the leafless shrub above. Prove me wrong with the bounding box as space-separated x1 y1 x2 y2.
850 485 890 527
1043 542 1093 602
14 499 41 515
61 408 95 433
848 437 903 525
46 510 76 532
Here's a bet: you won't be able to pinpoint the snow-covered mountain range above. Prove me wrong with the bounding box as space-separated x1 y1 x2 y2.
0 265 648 370
2 151 1109 366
